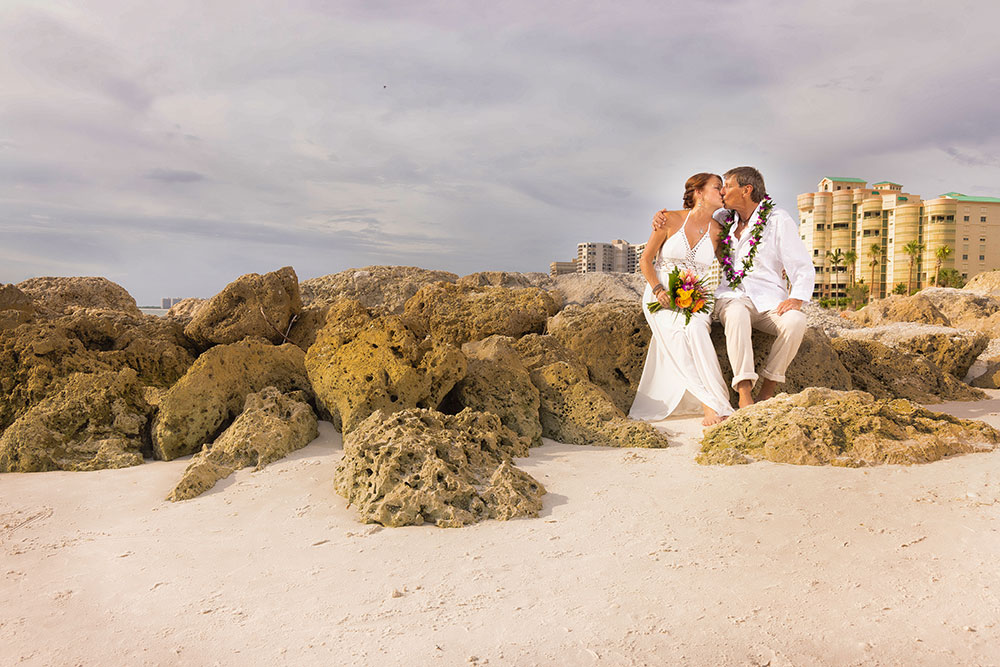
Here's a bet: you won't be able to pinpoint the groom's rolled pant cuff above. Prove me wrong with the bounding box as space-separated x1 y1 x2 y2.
759 369 786 383
731 372 758 389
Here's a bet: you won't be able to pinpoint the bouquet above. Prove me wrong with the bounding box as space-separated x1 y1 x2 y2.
647 267 714 324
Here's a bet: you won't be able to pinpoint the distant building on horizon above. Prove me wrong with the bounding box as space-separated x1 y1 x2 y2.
572 239 644 274
798 177 1000 298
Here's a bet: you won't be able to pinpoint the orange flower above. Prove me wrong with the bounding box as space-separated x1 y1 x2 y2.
691 298 706 313
675 288 693 309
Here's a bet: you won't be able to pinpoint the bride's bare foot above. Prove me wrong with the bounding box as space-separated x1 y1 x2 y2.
702 408 724 427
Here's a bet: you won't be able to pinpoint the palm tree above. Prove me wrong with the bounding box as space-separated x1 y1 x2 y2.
934 245 953 285
903 240 925 295
844 249 858 289
869 243 882 300
825 248 845 301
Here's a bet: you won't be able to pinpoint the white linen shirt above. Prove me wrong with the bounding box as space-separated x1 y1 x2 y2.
713 202 815 313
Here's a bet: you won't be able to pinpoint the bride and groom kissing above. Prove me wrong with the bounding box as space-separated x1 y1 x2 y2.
628 166 816 427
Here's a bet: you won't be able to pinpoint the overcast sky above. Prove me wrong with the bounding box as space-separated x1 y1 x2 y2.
2 0 999 304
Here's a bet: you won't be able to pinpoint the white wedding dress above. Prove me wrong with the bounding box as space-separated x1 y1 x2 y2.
629 215 735 421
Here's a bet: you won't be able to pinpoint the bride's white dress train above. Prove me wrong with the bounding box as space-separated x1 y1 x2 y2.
629 217 735 421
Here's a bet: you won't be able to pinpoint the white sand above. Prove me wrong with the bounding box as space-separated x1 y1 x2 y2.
3 396 1000 666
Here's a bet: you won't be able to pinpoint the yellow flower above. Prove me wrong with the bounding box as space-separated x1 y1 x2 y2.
675 288 693 309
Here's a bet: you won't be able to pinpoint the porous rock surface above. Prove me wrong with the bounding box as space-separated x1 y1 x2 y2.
847 293 950 327
152 340 312 460
457 271 553 289
510 333 590 377
305 300 466 432
0 284 36 330
334 408 544 528
299 266 458 314
963 270 1000 295
165 297 207 323
16 276 142 317
286 303 331 351
547 301 650 413
920 287 1000 338
549 272 646 309
0 367 150 472
401 282 558 347
184 266 302 347
830 338 984 403
836 323 988 379
167 387 318 501
698 387 999 466
530 362 669 448
801 301 860 337
447 336 542 446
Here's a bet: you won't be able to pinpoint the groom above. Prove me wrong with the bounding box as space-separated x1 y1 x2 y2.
654 166 815 408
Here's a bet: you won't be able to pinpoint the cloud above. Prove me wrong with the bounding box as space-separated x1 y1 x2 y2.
144 168 207 183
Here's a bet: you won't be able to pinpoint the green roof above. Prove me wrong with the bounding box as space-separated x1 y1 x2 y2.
897 196 908 201
823 177 867 183
873 181 902 186
939 192 1000 203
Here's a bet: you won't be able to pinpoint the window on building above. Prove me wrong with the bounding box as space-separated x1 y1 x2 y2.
964 216 970 221
963 255 969 260
813 249 819 256
947 215 954 220
836 186 841 190
981 238 987 242
963 236 969 241
982 216 988 222
981 255 986 261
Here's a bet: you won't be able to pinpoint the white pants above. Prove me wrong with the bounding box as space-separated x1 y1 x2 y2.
714 296 807 389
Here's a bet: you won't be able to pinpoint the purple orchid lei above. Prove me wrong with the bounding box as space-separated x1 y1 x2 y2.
719 195 775 288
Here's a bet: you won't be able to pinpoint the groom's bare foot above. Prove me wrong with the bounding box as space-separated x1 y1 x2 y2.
701 407 725 427
757 379 778 403
736 380 754 409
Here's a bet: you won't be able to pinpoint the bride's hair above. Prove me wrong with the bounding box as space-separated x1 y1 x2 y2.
683 173 721 209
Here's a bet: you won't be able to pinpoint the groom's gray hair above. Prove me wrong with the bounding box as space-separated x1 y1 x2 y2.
724 166 767 203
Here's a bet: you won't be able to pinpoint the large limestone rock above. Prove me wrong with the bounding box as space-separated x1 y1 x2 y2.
698 387 1000 466
299 266 458 314
164 297 207 324
0 368 150 472
446 336 543 446
530 362 669 448
710 326 852 398
184 266 302 347
510 333 590 377
801 301 860 337
836 324 988 379
335 408 544 527
305 300 466 432
167 387 318 501
286 303 331 351
457 271 553 289
547 301 650 413
0 284 36 331
847 293 950 327
920 287 1000 338
963 270 1000 295
830 338 984 403
152 340 312 461
401 282 559 347
550 272 646 309
16 276 142 317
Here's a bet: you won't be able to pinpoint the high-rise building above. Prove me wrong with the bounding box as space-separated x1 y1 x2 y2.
549 259 579 276
798 177 1000 298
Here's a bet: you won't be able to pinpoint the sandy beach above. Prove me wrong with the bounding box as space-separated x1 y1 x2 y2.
3 393 999 666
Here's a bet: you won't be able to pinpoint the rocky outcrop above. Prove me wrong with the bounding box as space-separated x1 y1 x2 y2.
401 283 559 347
16 276 142 317
698 387 999 466
847 293 950 327
547 301 650 413
0 368 150 472
167 387 318 501
447 336 542 446
152 340 312 461
830 338 984 403
164 297 207 324
920 288 1000 339
299 266 458 314
305 300 466 432
530 362 669 448
510 333 590 377
0 284 36 331
801 301 860 337
836 324 989 379
286 304 330 351
184 267 302 347
549 272 646 309
335 408 544 527
457 271 553 289
963 270 1000 296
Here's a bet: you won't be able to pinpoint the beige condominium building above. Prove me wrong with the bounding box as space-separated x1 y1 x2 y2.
798 177 1000 299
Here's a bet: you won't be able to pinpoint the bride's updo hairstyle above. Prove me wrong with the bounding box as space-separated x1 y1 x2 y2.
682 172 721 209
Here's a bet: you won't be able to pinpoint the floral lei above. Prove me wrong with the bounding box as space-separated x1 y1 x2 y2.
719 195 775 288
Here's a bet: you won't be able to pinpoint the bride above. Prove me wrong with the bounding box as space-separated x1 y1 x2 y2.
629 173 735 426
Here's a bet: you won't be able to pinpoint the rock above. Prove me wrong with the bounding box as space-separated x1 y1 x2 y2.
446 336 542 446
963 270 1000 295
0 368 150 472
152 340 312 461
0 284 36 330
547 301 650 413
919 287 1000 338
710 326 852 398
837 324 989 379
549 272 646 309
801 301 860 337
305 300 466 432
334 408 543 528
167 387 318 501
401 282 558 347
164 297 207 324
184 266 302 347
510 334 590 376
698 387 999 466
830 338 985 403
299 266 458 314
286 303 330 351
16 276 142 317
457 271 553 289
847 293 950 327
529 362 669 448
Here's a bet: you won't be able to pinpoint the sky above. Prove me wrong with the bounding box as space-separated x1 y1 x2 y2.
2 0 999 304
